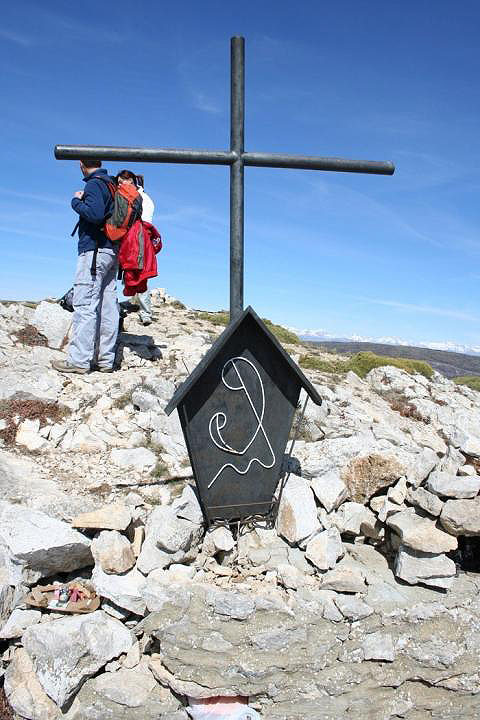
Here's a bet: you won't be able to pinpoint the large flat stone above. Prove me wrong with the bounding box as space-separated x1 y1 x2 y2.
72 504 132 531
92 565 146 616
22 610 134 707
394 546 456 590
0 500 92 582
386 508 457 553
426 471 480 499
4 647 59 720
440 497 480 536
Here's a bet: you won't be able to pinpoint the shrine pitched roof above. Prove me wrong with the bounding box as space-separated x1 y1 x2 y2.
165 305 322 415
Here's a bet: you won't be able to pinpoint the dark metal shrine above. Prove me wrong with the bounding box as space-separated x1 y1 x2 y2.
165 307 322 522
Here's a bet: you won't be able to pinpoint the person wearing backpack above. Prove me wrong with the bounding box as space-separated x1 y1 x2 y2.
52 159 119 374
116 171 156 325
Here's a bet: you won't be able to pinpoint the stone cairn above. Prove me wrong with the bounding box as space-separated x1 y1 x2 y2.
1 292 480 719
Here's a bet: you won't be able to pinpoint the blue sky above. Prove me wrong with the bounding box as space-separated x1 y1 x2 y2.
1 0 479 347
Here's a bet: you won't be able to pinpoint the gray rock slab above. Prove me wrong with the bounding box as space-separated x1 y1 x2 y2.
310 472 348 512
4 647 59 720
406 486 443 517
22 610 134 707
110 447 157 472
305 528 344 571
386 508 457 553
276 475 320 545
426 471 480 499
72 504 132 531
395 546 456 589
91 531 135 575
92 565 146 616
440 497 480 536
0 500 92 581
0 607 41 639
63 665 186 719
362 631 395 662
32 301 72 349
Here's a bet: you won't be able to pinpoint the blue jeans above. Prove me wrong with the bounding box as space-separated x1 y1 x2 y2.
68 250 119 369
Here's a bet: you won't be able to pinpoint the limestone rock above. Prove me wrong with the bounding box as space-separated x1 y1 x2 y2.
141 570 191 614
0 501 92 581
92 565 146 616
386 508 457 553
110 447 157 472
276 563 306 590
88 662 156 708
171 484 204 525
310 471 348 512
32 301 72 349
332 501 378 537
4 647 59 720
63 671 186 720
202 526 235 557
362 632 395 662
305 528 344 571
147 506 203 554
72 504 132 531
91 531 135 574
334 595 373 621
440 497 480 536
406 486 443 517
395 545 456 589
0 608 41 639
342 453 404 503
16 419 47 451
460 435 480 458
320 565 366 593
0 578 15 628
387 476 407 505
407 447 438 488
22 610 134 707
426 471 480 499
276 475 320 544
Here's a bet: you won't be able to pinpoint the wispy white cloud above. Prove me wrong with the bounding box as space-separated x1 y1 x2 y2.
190 91 221 115
0 28 33 47
0 187 65 206
354 296 479 323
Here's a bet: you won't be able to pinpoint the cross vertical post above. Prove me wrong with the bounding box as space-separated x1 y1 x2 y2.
230 36 245 321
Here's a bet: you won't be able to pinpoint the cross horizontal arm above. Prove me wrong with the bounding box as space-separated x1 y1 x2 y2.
54 144 394 175
243 152 394 175
54 145 236 165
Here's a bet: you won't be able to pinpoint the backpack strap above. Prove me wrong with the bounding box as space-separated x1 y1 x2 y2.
87 176 116 277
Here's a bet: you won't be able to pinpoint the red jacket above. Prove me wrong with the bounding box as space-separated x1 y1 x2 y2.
119 221 162 296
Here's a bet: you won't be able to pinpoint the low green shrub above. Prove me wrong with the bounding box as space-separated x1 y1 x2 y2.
262 319 299 345
299 350 433 380
454 375 480 391
197 311 230 326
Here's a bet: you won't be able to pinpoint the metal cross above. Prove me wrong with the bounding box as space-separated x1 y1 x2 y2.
55 36 394 322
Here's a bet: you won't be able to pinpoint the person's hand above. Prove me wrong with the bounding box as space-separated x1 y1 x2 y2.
74 191 84 199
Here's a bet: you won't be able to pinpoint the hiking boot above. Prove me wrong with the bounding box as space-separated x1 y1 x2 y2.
96 366 114 373
142 318 152 326
51 360 89 375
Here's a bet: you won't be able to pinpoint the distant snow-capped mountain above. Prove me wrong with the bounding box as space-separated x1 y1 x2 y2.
294 328 480 357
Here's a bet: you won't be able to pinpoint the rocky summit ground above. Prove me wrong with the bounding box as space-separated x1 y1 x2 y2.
1 289 480 719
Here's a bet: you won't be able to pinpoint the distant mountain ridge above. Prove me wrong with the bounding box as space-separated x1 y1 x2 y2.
298 330 480 357
302 338 480 379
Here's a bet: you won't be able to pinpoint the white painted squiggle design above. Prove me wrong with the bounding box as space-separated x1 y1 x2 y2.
208 356 275 489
